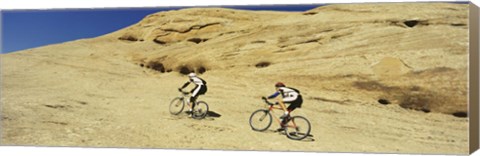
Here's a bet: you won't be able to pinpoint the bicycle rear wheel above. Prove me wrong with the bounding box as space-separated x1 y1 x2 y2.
191 101 209 119
249 109 272 132
285 116 311 140
169 97 185 115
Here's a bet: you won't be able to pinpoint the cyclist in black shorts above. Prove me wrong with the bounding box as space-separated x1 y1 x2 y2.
179 73 207 116
263 82 303 130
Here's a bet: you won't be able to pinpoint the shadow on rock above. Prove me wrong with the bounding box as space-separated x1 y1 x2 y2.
206 111 222 118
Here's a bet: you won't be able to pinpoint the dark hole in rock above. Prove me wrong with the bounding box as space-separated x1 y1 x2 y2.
452 112 468 118
331 35 341 39
179 66 192 75
187 38 208 44
255 62 271 68
118 36 138 41
166 69 172 72
303 12 317 15
146 65 151 68
303 39 320 44
139 64 144 67
378 99 391 105
44 105 65 109
404 20 419 27
150 62 165 73
451 23 466 27
153 39 167 45
251 40 266 44
421 108 431 113
197 66 207 74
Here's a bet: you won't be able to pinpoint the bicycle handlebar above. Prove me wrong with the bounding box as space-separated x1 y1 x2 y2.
262 97 275 105
178 89 190 95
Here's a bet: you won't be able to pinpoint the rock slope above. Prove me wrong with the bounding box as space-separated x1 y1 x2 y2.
1 3 470 154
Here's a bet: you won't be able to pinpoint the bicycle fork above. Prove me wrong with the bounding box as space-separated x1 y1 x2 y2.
259 111 269 121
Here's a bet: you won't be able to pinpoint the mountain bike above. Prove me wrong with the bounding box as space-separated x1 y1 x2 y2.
249 97 311 140
169 89 209 119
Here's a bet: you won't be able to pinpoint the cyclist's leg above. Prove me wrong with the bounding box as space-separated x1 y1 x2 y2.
279 103 291 126
190 96 198 108
201 85 207 94
286 95 302 114
282 98 302 125
286 103 299 115
190 86 201 110
277 102 293 131
277 96 288 115
198 85 207 97
192 85 207 105
281 96 297 117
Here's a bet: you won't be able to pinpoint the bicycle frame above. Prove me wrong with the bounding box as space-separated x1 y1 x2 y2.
178 90 198 108
263 100 297 129
172 89 209 119
180 91 191 105
250 98 311 140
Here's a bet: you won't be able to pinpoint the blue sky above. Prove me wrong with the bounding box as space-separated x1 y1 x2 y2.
1 5 321 53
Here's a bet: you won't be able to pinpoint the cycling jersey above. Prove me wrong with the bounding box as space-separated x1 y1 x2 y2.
267 87 300 102
181 76 206 88
267 86 303 127
181 76 207 104
190 77 206 86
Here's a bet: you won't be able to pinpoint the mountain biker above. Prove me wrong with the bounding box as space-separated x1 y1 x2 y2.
179 72 207 116
263 82 303 130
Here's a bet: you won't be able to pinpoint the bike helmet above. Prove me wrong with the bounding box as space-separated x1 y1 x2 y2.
188 72 196 77
275 82 285 87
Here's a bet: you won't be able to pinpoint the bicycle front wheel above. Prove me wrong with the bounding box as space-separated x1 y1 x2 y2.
285 116 311 140
169 97 185 115
249 109 272 132
191 101 209 119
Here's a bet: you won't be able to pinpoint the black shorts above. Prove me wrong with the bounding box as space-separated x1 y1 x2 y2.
286 95 303 112
190 85 207 102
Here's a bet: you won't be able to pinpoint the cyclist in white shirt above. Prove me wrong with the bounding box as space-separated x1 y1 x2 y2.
263 82 303 130
179 73 207 114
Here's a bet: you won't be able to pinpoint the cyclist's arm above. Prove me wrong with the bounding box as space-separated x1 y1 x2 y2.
180 81 190 89
267 91 280 99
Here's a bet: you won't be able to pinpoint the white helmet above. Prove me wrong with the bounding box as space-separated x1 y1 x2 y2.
188 72 196 77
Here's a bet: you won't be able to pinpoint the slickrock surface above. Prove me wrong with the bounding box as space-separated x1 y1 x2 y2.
1 3 470 154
